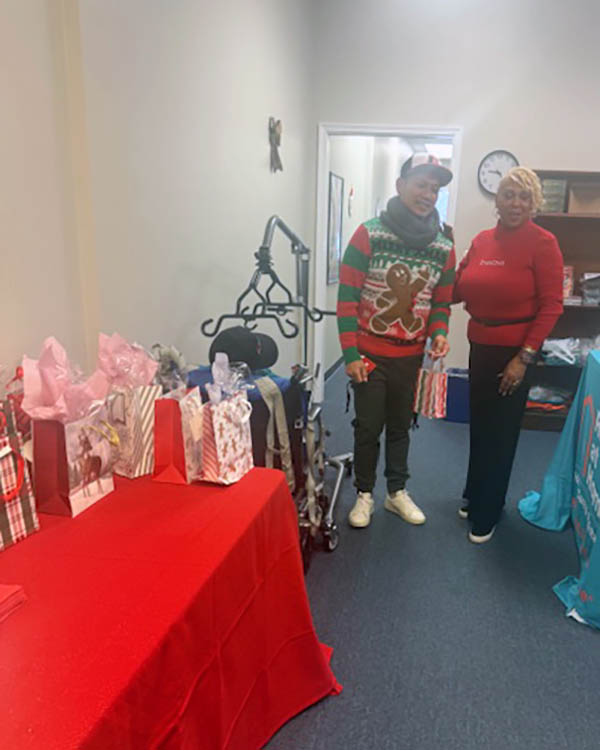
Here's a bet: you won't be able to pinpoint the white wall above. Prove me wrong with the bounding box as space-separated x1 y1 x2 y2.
7 0 600 379
0 1 86 370
370 137 413 218
314 0 600 366
79 0 316 375
325 135 374 371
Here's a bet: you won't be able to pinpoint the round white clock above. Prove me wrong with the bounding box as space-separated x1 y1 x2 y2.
477 150 519 195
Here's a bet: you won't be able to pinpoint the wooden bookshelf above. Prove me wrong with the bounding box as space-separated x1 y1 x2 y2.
522 170 600 431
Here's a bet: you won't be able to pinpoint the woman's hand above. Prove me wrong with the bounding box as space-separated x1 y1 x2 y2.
346 359 368 383
429 335 449 359
498 356 527 396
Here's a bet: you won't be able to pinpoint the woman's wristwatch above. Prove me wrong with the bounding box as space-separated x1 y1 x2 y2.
519 345 536 365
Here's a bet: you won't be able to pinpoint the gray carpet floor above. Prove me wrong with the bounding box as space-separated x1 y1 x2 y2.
266 366 600 750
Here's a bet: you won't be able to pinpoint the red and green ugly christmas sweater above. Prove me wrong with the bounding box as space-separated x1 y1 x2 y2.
337 217 456 365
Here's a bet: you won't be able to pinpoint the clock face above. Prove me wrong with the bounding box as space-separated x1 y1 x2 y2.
478 150 519 195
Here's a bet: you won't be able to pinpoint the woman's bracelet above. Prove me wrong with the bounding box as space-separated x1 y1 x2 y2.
519 346 536 365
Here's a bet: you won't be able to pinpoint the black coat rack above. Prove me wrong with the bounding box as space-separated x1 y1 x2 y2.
201 216 334 364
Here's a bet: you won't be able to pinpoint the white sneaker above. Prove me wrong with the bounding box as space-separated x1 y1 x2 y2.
348 492 374 528
384 489 426 525
468 526 496 544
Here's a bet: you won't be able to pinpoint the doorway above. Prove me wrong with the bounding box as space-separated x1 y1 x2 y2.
312 123 462 401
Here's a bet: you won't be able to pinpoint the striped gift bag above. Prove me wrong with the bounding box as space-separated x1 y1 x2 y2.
0 403 39 552
413 360 448 419
111 385 162 478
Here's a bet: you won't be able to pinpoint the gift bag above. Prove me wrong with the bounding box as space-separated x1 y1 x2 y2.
110 385 162 478
413 359 448 419
153 388 203 484
180 389 204 483
96 332 161 479
201 392 253 485
22 337 115 516
0 402 39 551
33 404 118 517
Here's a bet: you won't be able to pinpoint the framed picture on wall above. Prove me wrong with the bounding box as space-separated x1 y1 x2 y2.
327 172 344 285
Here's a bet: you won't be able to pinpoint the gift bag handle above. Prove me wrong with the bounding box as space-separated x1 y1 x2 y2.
238 397 252 424
0 447 25 502
421 353 446 372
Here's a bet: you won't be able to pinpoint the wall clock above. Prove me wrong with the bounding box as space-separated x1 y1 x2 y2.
477 150 519 195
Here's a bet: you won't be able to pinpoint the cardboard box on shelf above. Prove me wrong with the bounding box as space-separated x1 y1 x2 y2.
568 183 600 214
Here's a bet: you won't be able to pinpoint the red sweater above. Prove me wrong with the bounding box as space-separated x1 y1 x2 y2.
453 220 563 350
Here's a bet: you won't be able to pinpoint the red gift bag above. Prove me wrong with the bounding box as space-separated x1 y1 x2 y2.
153 389 204 484
32 420 71 516
152 399 187 484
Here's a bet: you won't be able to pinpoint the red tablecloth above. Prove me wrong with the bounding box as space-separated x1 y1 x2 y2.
0 468 340 749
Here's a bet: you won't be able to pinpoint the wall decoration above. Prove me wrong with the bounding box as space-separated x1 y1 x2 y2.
327 172 344 285
269 117 283 173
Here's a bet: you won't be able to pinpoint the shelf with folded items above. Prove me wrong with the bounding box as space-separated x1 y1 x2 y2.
533 360 583 384
523 361 581 432
550 312 600 343
535 361 582 370
522 410 569 432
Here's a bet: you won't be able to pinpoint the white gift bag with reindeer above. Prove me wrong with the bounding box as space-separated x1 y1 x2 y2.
201 392 254 485
33 404 119 517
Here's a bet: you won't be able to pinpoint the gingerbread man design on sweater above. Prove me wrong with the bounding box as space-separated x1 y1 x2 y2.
370 262 430 335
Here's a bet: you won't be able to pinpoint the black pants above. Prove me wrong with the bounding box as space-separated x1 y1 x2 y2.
352 354 422 494
464 343 532 531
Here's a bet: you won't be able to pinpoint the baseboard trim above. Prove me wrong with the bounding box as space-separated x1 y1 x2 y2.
325 357 344 381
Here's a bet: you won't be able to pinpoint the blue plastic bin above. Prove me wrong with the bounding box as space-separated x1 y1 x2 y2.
445 368 470 423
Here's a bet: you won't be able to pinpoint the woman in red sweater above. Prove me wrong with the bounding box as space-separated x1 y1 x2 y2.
453 167 563 543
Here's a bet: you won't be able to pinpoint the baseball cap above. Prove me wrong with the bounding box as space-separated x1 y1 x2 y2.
400 153 453 186
208 326 279 372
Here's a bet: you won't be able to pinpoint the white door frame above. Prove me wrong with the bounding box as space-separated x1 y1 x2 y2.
312 122 463 402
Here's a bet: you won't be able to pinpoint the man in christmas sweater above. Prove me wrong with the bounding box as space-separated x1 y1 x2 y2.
337 153 456 528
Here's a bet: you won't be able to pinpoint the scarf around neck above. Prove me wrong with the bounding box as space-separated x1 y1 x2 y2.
380 195 440 249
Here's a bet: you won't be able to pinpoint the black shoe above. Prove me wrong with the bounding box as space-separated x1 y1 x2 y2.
468 525 496 544
458 502 469 520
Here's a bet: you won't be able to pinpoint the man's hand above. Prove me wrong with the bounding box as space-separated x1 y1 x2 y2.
498 356 527 396
346 359 368 383
429 335 449 359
